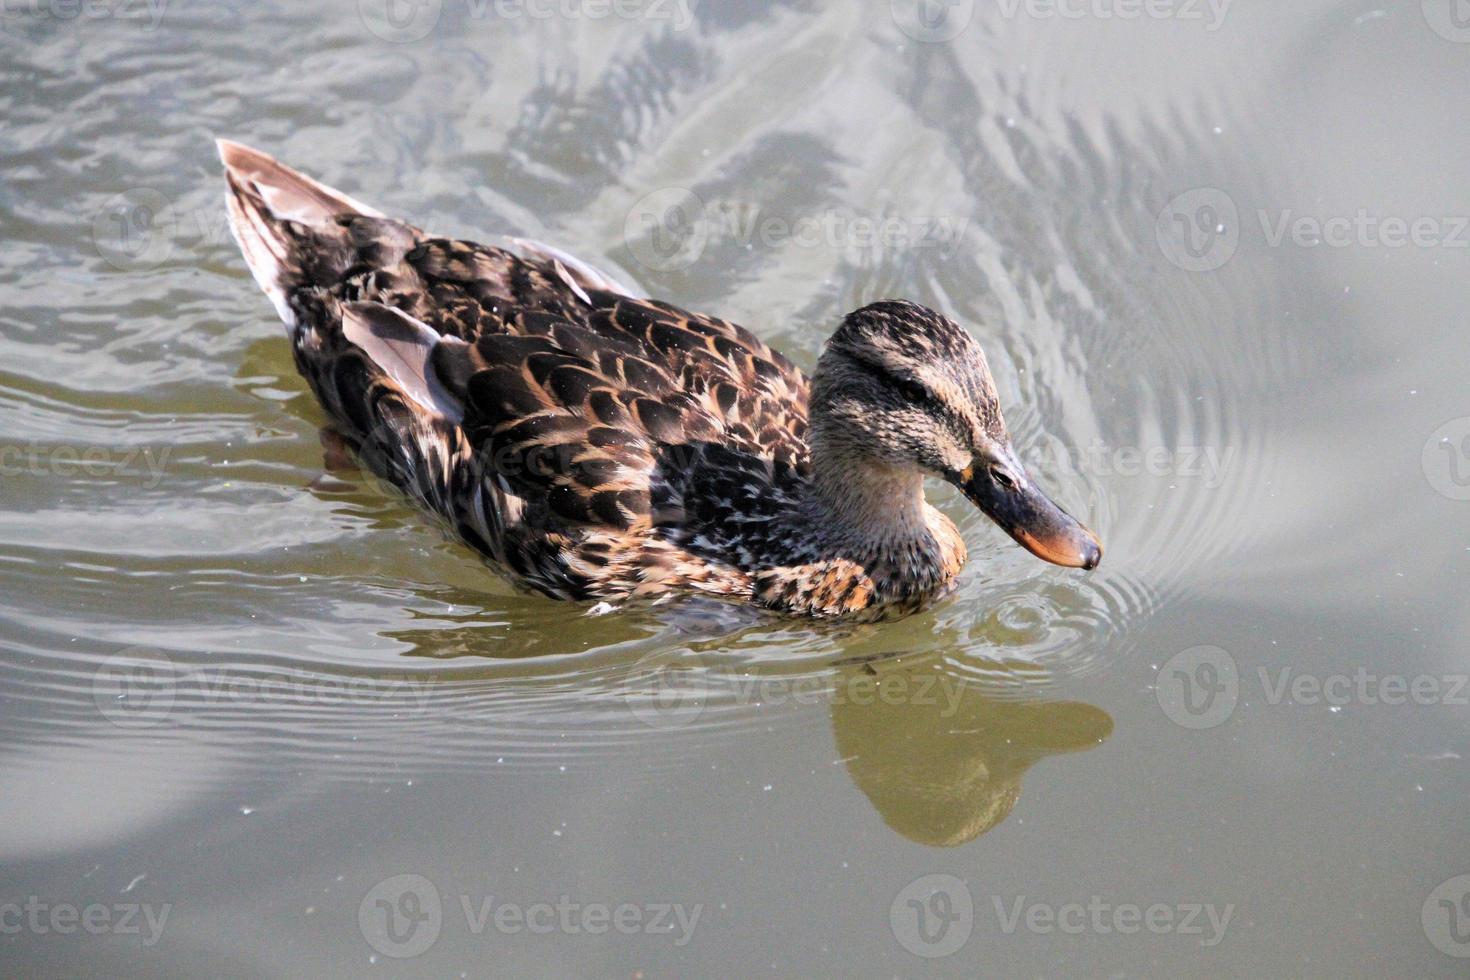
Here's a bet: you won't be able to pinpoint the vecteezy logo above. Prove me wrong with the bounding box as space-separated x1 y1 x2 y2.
1155 187 1240 272
359 874 443 958
1423 0 1470 43
358 0 443 43
624 187 708 273
890 874 973 958
1422 874 1470 958
623 651 708 731
92 646 179 728
92 189 175 272
1155 645 1238 729
891 0 974 42
1422 418 1470 501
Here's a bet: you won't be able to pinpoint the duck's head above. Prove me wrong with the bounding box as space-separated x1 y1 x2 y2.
809 300 1101 570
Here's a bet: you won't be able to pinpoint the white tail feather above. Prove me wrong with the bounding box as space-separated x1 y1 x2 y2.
218 138 389 327
223 174 295 325
217 139 384 223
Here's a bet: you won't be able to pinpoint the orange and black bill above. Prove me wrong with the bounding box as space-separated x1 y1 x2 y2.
960 462 1102 570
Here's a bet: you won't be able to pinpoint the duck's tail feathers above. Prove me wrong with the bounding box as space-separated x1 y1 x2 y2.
218 138 384 224
218 138 389 327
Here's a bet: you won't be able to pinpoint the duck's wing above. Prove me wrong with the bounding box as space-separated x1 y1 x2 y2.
220 139 811 542
301 233 813 536
382 235 815 510
403 297 808 534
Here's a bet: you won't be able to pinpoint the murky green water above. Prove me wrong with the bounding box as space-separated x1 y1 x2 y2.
2 1 1469 975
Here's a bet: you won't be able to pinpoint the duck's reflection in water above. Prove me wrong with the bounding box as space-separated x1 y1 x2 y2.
830 655 1112 847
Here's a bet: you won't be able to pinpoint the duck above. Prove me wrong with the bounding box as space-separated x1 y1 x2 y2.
218 139 1100 620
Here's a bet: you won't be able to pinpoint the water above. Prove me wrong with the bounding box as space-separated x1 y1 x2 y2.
1 1 1468 975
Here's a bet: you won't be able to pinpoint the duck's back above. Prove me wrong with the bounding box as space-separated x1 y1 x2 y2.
221 141 813 602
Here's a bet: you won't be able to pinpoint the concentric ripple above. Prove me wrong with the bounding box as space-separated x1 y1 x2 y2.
0 3 1302 786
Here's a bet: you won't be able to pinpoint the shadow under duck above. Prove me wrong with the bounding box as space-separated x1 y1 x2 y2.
219 140 1101 620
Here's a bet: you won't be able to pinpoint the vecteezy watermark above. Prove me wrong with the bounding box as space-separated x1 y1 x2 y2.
891 0 975 42
624 188 707 274
357 0 694 43
92 189 176 272
0 897 171 946
91 647 437 729
360 875 442 959
622 652 709 732
0 0 171 30
358 874 702 959
623 189 969 273
1155 645 1469 729
357 0 441 41
1155 188 1239 272
0 442 171 488
1423 874 1470 958
1422 0 1470 44
1156 187 1470 272
1154 646 1238 729
891 875 974 958
622 652 972 732
1027 441 1235 489
993 0 1232 31
1423 417 1470 501
1257 209 1470 251
91 188 246 273
991 895 1233 946
889 875 1233 957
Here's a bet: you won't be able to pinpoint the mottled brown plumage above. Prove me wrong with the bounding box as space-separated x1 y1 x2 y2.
220 140 1100 619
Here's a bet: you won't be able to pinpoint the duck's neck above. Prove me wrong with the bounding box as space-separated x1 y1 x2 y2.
801 435 964 595
807 454 931 547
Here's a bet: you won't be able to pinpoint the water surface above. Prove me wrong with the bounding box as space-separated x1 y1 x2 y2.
2 1 1468 975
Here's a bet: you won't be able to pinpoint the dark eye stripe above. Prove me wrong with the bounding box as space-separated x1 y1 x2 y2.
848 354 934 408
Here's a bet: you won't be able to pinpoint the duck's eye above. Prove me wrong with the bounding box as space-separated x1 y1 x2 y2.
896 378 929 405
990 466 1019 491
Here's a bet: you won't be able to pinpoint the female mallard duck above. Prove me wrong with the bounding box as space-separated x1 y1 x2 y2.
219 140 1100 620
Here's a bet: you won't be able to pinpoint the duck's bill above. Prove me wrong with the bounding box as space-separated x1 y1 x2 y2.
961 471 1102 570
